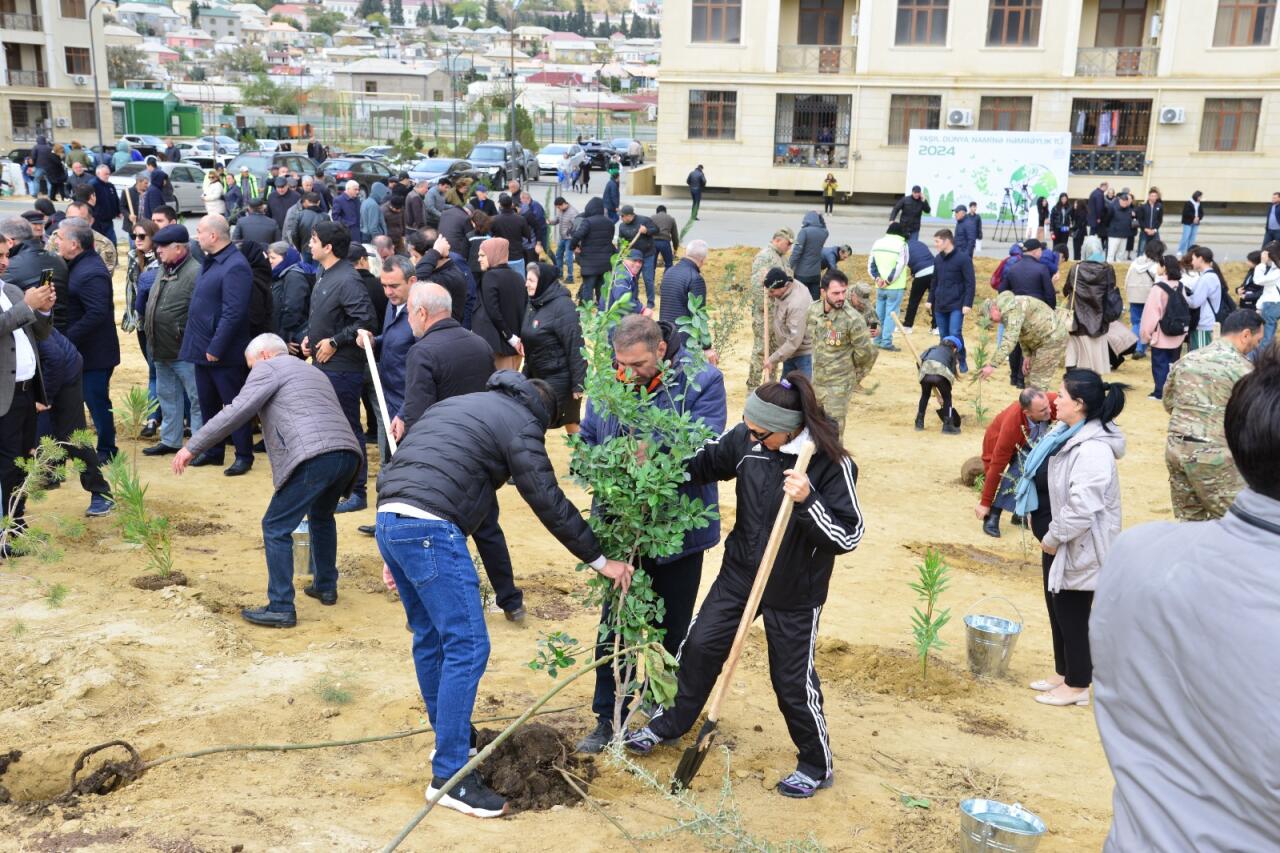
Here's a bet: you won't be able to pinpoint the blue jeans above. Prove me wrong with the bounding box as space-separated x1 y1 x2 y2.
1129 303 1146 355
781 353 812 377
640 252 656 308
936 309 967 370
1150 346 1181 398
1261 302 1280 351
1136 231 1159 255
156 359 202 449
555 238 575 282
81 367 117 460
1178 224 1199 254
32 166 51 196
376 512 490 780
262 450 358 612
654 239 674 271
509 258 526 278
875 289 905 347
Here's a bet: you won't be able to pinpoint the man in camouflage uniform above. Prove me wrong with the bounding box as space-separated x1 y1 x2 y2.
748 228 793 389
1162 309 1262 520
46 202 118 276
849 281 880 342
978 291 1067 391
808 269 877 438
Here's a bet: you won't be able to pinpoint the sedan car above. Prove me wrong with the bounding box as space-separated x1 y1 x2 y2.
610 138 645 166
356 146 395 161
579 139 617 170
174 140 233 163
120 134 165 157
535 144 584 176
319 157 396 194
106 161 208 216
200 135 241 156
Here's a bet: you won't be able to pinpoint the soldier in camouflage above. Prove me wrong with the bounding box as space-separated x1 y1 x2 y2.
979 291 1068 391
849 281 880 341
1162 309 1263 520
808 269 878 438
748 228 794 389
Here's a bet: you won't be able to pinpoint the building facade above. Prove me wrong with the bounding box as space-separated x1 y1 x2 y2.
656 0 1280 204
1 0 112 147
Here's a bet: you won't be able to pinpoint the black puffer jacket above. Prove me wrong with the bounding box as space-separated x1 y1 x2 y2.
521 280 585 398
400 317 494 434
568 198 616 276
414 250 468 325
376 370 604 563
686 423 864 609
472 264 527 357
618 214 656 257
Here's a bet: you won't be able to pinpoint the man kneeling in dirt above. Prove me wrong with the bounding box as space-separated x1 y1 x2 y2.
173 333 362 628
375 370 633 818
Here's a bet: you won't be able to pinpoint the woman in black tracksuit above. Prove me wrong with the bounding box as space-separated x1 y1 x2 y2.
625 373 864 799
520 262 585 432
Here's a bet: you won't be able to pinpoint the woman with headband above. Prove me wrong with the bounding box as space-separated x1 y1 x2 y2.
624 372 864 799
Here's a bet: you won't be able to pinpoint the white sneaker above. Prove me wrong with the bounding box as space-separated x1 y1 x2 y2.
902 327 914 335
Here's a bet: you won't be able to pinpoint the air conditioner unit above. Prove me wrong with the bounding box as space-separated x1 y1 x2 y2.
54 117 71 128
73 74 89 86
947 108 973 127
1159 106 1185 125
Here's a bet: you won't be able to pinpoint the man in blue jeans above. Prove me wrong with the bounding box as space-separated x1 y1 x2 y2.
927 228 976 372
376 371 632 818
174 333 361 627
868 222 910 350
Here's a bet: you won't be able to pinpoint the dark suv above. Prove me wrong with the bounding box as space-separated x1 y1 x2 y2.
226 151 319 187
466 141 539 189
318 157 396 194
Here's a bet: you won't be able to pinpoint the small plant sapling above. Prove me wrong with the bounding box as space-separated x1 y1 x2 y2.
106 388 178 584
969 324 995 426
0 432 93 558
45 582 69 609
909 548 952 683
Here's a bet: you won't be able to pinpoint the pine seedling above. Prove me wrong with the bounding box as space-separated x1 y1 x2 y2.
1 432 91 557
45 582 68 609
969 325 995 426
908 548 952 683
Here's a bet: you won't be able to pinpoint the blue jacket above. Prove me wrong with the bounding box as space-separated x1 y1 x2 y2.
180 243 253 365
579 325 727 564
929 248 976 313
790 211 829 279
1004 255 1055 307
600 271 642 315
954 215 979 257
92 177 121 228
820 245 842 273
602 177 620 217
331 193 361 235
36 328 83 401
360 183 389 242
906 238 935 275
133 264 160 320
64 250 120 371
375 302 415 418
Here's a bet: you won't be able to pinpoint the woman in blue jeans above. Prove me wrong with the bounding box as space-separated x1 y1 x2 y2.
1257 245 1280 351
927 229 976 372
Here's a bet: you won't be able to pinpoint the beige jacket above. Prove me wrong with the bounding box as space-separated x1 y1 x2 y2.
768 282 813 363
1042 419 1126 592
1124 254 1159 304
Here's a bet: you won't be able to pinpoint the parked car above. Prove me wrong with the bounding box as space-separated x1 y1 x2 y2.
119 134 164 157
535 143 584 176
357 146 395 161
466 141 538 188
610 138 645 166
579 139 617 170
225 151 318 187
107 161 208 216
404 157 486 188
318 157 396 194
255 139 280 152
200 135 241 156
174 140 232 164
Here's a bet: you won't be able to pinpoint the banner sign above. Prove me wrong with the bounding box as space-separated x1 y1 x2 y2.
906 130 1071 221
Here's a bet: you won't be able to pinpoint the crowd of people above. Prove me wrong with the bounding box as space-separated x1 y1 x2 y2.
2 149 1278 842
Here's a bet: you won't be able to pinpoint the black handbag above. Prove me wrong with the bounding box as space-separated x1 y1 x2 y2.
1103 284 1125 324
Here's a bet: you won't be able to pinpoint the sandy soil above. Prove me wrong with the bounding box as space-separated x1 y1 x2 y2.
0 250 1234 852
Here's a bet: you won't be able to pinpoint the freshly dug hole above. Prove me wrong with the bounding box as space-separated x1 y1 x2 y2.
475 723 596 811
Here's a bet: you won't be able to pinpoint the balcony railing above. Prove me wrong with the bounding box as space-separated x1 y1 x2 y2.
1 11 42 29
1069 147 1146 176
5 69 48 87
1076 46 1159 77
777 43 856 75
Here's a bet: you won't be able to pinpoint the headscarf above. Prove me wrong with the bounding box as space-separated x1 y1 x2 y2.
1081 235 1105 262
531 262 559 299
480 236 509 267
271 245 302 279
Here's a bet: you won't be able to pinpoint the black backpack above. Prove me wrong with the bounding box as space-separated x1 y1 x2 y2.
1154 281 1191 338
1213 276 1238 324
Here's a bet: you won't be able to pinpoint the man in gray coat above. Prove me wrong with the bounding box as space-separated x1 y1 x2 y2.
790 211 828 300
173 333 362 628
1092 347 1280 851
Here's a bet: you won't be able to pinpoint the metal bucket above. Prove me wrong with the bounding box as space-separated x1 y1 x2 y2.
959 799 1046 852
964 596 1023 678
292 519 313 578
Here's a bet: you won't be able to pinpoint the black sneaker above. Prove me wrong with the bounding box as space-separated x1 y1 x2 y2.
776 769 834 799
503 606 526 623
575 719 614 754
427 770 507 818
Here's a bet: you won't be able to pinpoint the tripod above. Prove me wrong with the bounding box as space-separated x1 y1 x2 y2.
993 186 1029 243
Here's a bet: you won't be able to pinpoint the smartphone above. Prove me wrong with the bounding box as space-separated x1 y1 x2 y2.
39 268 54 288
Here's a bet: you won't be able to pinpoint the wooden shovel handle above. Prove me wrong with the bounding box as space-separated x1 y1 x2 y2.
762 289 770 374
704 441 815 724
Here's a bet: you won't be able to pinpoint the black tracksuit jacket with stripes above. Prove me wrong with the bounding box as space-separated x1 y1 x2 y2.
686 423 864 609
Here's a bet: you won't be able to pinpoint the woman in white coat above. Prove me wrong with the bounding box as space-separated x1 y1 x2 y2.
1018 368 1126 708
202 169 226 217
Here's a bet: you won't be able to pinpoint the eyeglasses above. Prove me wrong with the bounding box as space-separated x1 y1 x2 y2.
744 419 774 443
133 233 148 239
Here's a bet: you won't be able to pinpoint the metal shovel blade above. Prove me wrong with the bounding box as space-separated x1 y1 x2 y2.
671 718 717 792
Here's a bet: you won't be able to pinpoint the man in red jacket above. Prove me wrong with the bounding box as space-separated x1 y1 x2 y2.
975 387 1058 537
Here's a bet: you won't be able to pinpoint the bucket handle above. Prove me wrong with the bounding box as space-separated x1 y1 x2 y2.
966 595 1024 626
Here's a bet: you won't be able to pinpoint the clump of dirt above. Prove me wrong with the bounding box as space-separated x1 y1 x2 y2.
0 749 20 804
957 711 1025 740
475 723 596 811
172 520 230 537
817 639 974 701
130 572 189 590
904 541 1037 579
960 456 985 486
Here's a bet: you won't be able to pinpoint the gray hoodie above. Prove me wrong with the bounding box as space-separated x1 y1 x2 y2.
1042 419 1126 592
789 211 828 280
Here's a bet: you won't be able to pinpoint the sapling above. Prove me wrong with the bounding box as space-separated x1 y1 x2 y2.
45 582 68 609
969 325 994 426
1 432 92 558
106 387 175 580
909 548 952 683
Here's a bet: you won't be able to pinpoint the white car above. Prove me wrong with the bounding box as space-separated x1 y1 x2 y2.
107 161 208 216
174 140 232 164
536 143 584 176
255 139 280 152
200 135 241 156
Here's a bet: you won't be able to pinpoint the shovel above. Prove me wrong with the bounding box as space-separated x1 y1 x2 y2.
359 329 397 455
893 314 962 428
672 440 815 792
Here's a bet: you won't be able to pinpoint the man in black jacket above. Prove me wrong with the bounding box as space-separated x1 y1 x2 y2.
232 201 281 245
412 233 468 326
569 197 615 305
1 218 68 312
1087 181 1109 237
375 370 632 819
617 205 657 310
490 193 533 277
658 239 715 358
266 178 300 232
1136 189 1163 255
303 222 377 512
889 185 931 241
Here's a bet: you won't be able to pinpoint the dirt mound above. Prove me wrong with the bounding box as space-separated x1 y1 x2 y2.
904 541 1038 580
816 639 974 702
130 572 188 590
475 724 596 811
960 456 985 486
0 749 19 804
172 520 230 536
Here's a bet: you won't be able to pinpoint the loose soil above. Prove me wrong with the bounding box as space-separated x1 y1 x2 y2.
0 248 1209 851
130 572 189 591
475 723 597 811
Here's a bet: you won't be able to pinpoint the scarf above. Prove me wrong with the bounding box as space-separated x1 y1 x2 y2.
480 236 509 267
1014 420 1084 517
271 246 302 279
532 262 559 299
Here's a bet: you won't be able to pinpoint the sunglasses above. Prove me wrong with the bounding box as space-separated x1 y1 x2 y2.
744 419 774 443
133 232 148 239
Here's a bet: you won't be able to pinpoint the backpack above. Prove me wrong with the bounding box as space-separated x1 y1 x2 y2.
1213 277 1238 324
1153 281 1190 338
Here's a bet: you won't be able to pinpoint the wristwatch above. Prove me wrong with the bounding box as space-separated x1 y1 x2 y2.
328 338 337 350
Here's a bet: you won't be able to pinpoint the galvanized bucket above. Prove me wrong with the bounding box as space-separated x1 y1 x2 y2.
292 519 313 578
959 799 1046 852
964 596 1023 678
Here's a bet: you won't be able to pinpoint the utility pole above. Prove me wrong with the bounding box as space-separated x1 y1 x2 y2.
445 39 456 150
509 0 522 145
87 0 107 153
